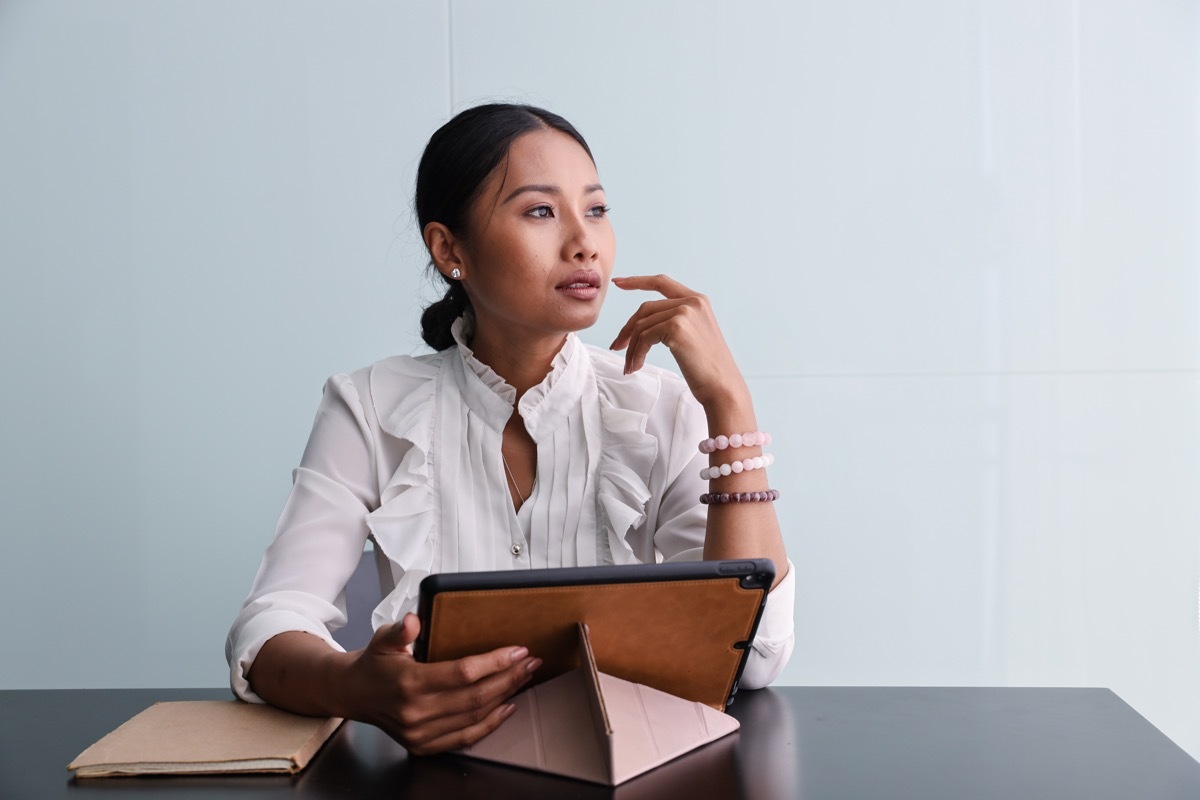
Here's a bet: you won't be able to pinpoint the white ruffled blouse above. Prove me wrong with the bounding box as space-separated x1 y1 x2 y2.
227 319 796 701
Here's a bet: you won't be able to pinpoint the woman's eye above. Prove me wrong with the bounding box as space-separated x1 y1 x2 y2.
588 204 611 218
528 205 553 218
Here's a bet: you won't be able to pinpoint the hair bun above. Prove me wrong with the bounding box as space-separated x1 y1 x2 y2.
420 283 470 350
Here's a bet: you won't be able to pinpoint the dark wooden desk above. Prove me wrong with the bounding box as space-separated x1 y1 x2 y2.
3 687 1198 799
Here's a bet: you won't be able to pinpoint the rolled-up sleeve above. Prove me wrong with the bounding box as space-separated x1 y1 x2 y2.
225 374 378 702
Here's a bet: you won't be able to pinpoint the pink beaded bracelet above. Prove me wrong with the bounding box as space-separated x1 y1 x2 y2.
700 489 780 504
698 431 771 454
700 453 774 481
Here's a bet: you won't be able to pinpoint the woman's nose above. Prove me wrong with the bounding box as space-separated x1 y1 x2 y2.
563 213 598 263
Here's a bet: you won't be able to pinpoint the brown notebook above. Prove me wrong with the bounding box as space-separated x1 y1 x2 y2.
67 701 342 777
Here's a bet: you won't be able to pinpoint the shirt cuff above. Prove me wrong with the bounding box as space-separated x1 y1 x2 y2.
739 558 796 690
226 608 346 703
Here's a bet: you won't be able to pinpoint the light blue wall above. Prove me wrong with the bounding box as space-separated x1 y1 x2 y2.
2 0 1197 761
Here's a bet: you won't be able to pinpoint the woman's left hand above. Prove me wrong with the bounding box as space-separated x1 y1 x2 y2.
608 274 748 410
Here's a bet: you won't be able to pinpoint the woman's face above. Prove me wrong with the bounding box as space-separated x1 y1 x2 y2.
459 128 615 344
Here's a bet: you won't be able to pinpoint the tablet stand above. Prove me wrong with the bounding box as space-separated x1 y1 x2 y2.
461 623 740 786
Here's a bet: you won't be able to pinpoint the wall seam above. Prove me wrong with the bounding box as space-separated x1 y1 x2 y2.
446 0 456 113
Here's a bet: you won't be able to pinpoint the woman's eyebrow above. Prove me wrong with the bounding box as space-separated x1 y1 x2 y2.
502 184 558 204
501 183 605 205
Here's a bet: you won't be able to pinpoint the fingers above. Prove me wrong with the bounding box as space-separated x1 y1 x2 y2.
397 646 538 729
353 619 545 757
421 644 533 691
608 276 712 365
367 613 420 654
620 307 686 374
612 294 714 375
404 657 539 745
388 652 540 755
609 297 687 351
607 275 742 403
407 702 520 757
435 654 540 712
611 274 694 299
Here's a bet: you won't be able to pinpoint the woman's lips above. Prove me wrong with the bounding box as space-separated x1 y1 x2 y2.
556 270 602 300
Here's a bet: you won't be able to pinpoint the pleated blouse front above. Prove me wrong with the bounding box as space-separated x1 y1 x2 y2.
226 318 795 702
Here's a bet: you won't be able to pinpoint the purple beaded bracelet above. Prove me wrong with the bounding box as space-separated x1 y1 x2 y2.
698 431 771 454
700 489 780 505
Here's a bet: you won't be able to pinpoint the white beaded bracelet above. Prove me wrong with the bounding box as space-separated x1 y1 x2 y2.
700 453 774 480
698 431 771 454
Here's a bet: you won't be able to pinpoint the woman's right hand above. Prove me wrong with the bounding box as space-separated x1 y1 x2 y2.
344 613 541 755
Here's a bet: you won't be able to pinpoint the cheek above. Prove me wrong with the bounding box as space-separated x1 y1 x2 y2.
600 228 616 266
506 229 551 266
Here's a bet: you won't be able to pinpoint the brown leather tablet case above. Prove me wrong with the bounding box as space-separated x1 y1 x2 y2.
423 565 770 711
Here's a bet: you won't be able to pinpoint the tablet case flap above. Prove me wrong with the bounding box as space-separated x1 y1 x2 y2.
460 624 740 786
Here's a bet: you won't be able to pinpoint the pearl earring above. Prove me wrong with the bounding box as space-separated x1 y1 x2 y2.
451 268 461 280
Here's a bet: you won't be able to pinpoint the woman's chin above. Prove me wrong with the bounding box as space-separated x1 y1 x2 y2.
552 300 605 333
570 308 605 333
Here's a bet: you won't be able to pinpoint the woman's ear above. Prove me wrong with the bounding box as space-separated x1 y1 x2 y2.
424 222 467 281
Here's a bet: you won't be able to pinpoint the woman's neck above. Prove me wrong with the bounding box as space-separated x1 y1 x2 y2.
467 325 569 401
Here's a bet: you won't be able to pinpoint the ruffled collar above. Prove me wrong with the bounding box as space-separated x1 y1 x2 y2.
449 316 591 442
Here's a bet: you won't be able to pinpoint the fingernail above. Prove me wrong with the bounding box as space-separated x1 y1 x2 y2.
510 647 529 662
500 703 517 719
526 657 543 673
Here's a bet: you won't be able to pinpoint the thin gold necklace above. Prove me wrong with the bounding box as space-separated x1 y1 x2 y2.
502 453 526 504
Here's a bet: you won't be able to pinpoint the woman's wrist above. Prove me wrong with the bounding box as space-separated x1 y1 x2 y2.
318 647 365 721
698 382 756 433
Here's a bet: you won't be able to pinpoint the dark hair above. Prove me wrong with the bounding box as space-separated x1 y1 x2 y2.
416 104 595 350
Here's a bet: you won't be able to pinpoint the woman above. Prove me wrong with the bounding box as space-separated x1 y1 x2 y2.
226 104 795 755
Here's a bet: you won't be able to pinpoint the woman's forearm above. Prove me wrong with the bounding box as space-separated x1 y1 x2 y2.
247 632 359 720
699 386 789 587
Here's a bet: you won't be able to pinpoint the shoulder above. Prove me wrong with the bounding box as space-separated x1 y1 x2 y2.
318 352 442 401
364 351 444 386
323 351 446 440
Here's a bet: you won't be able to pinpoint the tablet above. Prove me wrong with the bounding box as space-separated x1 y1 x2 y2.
415 558 775 710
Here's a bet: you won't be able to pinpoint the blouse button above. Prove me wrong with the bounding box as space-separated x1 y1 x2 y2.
510 543 522 557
